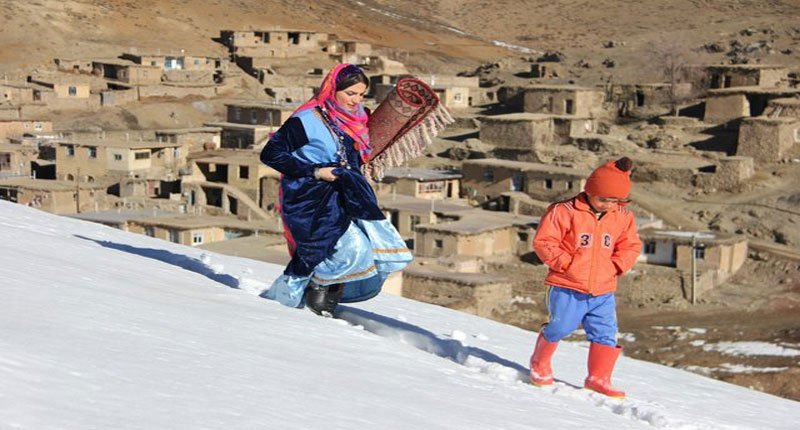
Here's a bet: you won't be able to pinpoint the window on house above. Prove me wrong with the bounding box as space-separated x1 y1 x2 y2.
409 215 421 231
68 86 77 96
151 61 157 66
454 93 463 102
66 145 75 157
234 107 241 121
88 147 97 158
434 239 443 249
251 110 258 124
34 122 42 130
169 229 180 243
644 241 656 254
173 148 181 158
565 99 574 114
114 154 122 161
544 179 553 189
694 246 706 260
135 152 150 160
566 180 573 190
518 232 529 242
483 169 495 182
192 232 204 245
512 172 525 192
239 166 249 179
418 181 444 193
144 226 155 237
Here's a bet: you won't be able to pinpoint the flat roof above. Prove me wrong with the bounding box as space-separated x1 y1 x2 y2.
382 167 462 181
741 116 800 124
463 158 589 176
768 97 800 106
197 234 290 265
225 101 299 110
69 209 181 224
708 87 800 96
416 212 539 235
154 127 222 134
0 178 108 191
705 64 788 70
132 214 278 230
377 194 475 214
525 84 603 92
204 121 275 131
638 228 745 245
56 139 182 149
404 266 509 285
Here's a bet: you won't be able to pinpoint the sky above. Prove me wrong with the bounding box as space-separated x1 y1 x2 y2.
0 200 798 429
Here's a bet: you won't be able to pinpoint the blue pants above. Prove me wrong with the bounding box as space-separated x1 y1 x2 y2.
541 286 618 347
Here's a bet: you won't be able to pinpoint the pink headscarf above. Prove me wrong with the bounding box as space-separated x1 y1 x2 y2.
294 63 371 162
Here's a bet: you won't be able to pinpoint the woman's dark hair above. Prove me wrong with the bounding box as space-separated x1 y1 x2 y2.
335 65 369 91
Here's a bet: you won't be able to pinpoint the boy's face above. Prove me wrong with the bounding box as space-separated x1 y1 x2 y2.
587 194 626 213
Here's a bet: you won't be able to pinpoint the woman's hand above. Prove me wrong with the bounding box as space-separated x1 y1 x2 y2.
314 167 339 182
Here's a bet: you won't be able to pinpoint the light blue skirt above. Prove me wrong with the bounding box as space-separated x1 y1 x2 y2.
264 219 413 308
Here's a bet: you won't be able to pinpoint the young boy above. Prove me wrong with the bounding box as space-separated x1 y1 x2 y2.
529 157 642 398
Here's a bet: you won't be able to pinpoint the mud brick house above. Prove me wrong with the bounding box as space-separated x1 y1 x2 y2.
414 212 539 259
0 178 109 214
401 267 514 319
0 142 38 178
462 158 587 204
220 29 328 58
638 229 748 300
530 62 564 79
54 58 94 74
155 127 222 152
703 87 800 123
54 137 189 187
377 167 462 201
184 150 279 221
609 83 693 117
92 60 162 86
737 117 800 162
0 83 35 104
377 194 475 240
703 64 789 89
522 85 607 117
0 120 53 140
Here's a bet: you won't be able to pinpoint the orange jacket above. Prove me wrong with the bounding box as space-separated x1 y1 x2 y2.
533 193 642 296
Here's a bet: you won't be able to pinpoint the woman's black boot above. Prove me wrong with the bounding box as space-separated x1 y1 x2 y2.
305 283 344 317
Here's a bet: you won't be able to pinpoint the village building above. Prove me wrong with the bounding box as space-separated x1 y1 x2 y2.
71 210 275 247
0 120 53 140
54 58 94 74
0 105 22 120
737 117 800 162
376 167 462 200
155 127 222 152
401 267 514 319
264 86 315 104
120 52 229 72
478 113 597 161
703 87 800 123
220 29 328 58
414 212 539 259
183 149 279 221
0 83 36 104
27 74 100 111
54 137 189 187
522 85 607 118
462 158 588 205
530 62 564 79
205 101 293 149
763 97 800 119
609 83 693 117
638 229 748 300
0 178 110 214
704 64 789 89
377 194 475 240
0 141 38 178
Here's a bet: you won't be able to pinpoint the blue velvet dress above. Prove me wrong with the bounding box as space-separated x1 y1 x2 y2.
260 108 412 308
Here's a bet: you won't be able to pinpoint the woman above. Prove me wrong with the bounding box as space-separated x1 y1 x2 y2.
260 64 412 316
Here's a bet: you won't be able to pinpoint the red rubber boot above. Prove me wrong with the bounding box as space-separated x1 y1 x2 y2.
584 342 626 398
529 332 559 386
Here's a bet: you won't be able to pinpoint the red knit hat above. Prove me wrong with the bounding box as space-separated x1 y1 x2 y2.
584 157 633 199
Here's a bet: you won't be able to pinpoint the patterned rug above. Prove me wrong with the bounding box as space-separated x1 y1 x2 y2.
365 77 454 180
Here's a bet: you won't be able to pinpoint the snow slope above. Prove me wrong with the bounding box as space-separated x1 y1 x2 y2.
0 200 797 429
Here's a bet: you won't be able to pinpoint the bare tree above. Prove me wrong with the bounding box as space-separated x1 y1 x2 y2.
646 38 706 116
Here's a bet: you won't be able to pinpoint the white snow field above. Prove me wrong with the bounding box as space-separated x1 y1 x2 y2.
0 200 798 429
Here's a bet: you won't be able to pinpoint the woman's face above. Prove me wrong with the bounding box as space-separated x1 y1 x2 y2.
334 82 367 112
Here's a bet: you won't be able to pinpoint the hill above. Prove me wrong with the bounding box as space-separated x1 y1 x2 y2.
1 200 799 428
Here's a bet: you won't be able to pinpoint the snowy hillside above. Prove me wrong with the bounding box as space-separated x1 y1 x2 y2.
1 200 798 429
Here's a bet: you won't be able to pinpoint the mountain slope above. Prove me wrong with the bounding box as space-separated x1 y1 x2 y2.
0 200 798 429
